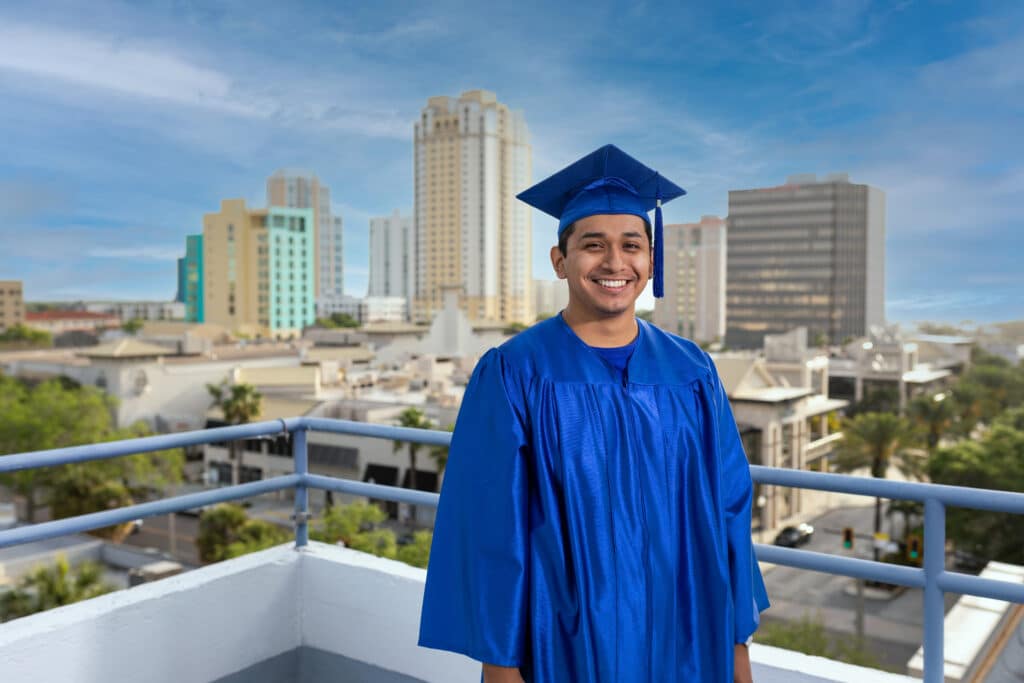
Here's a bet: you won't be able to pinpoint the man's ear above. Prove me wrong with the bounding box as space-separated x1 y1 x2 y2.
550 245 567 279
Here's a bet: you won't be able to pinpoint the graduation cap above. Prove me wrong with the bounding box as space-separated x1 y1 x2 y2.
516 144 686 298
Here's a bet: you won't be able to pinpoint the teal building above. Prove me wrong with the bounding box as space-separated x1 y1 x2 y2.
265 207 316 334
184 234 204 322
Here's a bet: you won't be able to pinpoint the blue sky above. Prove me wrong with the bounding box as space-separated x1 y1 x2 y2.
0 0 1021 324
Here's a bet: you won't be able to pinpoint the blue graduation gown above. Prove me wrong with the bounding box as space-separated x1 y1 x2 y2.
419 315 769 682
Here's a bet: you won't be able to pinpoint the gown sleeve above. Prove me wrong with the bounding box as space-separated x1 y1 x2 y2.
706 353 771 644
418 348 531 667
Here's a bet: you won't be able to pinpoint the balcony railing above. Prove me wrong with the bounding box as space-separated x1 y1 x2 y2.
2 416 1023 683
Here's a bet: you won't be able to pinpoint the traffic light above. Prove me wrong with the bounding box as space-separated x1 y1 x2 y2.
842 527 854 550
907 535 922 562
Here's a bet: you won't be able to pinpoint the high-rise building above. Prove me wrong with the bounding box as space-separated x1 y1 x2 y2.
368 209 414 319
183 234 204 323
653 216 726 344
533 279 569 319
726 174 885 349
202 199 315 338
0 280 24 333
413 90 532 324
266 170 344 304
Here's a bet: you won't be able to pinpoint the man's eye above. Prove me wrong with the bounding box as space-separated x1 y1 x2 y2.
624 243 640 250
584 243 601 249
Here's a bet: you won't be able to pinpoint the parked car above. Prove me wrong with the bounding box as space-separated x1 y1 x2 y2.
773 523 814 548
953 549 987 572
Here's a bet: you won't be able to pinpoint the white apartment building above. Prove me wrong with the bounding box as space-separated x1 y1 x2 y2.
318 296 408 325
84 301 185 321
653 216 726 343
368 209 414 320
533 279 569 318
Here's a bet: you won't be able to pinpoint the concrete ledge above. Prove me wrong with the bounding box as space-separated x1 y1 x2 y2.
751 643 919 682
0 540 919 683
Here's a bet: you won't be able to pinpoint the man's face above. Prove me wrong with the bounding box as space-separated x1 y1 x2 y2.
550 213 651 320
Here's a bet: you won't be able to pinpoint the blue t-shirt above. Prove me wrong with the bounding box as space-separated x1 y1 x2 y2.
590 336 639 375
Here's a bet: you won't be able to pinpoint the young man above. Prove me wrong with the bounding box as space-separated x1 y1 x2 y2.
419 145 769 682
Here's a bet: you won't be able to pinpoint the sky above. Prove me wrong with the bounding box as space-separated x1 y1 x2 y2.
0 0 1021 324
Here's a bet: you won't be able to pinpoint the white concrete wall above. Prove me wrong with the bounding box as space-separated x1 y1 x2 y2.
302 543 479 682
0 541 919 683
0 545 302 683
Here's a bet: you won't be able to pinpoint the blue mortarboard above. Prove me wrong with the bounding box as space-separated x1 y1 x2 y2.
516 144 686 298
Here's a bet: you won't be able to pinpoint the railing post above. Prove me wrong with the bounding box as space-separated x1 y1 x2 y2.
923 497 946 683
292 427 309 548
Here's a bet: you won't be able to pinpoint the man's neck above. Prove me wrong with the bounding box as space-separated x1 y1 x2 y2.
562 306 638 348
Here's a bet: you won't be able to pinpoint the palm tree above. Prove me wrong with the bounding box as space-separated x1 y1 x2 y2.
833 412 924 560
392 407 433 522
207 382 263 486
908 392 955 451
428 422 455 487
0 554 113 622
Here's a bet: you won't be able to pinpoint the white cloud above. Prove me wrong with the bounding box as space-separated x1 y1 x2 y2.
0 21 418 142
88 245 182 261
0 23 262 116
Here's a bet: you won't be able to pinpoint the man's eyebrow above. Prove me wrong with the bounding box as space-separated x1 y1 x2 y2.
578 231 646 240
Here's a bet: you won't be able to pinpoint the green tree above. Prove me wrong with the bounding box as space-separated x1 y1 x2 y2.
850 386 900 416
47 422 183 541
196 504 290 563
0 324 52 347
503 321 529 335
310 502 432 568
948 348 1024 435
949 379 987 438
908 392 955 451
928 411 1024 564
392 407 433 521
311 501 397 559
758 613 880 669
834 413 923 560
810 331 829 348
0 377 182 527
121 318 144 335
0 554 114 622
206 382 263 486
396 530 433 568
329 313 360 328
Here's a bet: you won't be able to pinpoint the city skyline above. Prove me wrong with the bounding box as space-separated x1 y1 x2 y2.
0 1 1022 323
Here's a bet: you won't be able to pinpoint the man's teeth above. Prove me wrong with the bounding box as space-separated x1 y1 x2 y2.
597 279 627 288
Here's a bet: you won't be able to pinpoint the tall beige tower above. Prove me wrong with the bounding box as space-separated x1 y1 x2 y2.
202 199 316 339
653 216 727 344
413 90 532 324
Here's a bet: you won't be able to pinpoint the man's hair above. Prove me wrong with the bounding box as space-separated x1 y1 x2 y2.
557 220 653 256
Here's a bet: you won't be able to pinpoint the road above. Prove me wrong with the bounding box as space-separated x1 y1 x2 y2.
122 513 201 566
761 503 960 673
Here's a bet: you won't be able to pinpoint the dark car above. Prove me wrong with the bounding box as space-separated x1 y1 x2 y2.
773 523 814 548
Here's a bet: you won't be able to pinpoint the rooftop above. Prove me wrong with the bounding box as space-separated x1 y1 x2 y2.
1 418 1022 683
0 542 922 683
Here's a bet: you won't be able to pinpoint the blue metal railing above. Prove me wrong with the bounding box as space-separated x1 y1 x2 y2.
1 417 1023 683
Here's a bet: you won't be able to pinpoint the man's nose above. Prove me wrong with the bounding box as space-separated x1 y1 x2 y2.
603 246 625 270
